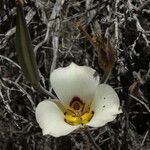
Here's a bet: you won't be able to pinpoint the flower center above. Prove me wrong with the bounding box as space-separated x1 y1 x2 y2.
70 97 85 111
64 97 94 126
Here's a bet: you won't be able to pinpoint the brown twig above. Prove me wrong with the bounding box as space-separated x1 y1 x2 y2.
76 23 96 48
15 0 27 6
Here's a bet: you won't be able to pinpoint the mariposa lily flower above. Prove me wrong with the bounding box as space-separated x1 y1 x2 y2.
36 63 121 137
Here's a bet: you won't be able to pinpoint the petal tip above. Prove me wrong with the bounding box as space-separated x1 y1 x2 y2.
118 108 123 114
70 62 76 66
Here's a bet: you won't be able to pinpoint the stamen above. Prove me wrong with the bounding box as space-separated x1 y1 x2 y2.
81 111 94 125
64 111 94 126
64 112 81 126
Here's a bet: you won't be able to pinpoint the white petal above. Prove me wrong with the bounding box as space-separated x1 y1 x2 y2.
50 63 99 105
88 84 122 127
35 100 79 137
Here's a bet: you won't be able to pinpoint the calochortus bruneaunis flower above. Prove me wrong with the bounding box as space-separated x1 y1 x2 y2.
36 63 121 137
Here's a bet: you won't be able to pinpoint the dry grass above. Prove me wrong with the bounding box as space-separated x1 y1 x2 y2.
0 0 150 149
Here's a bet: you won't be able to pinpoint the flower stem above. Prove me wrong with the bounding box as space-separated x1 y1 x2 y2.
36 83 57 99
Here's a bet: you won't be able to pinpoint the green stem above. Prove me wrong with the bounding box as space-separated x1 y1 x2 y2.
15 4 57 99
36 83 56 99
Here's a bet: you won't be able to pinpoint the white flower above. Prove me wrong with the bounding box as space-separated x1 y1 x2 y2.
36 63 122 137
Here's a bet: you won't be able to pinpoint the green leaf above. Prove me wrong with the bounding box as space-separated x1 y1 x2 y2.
15 5 40 87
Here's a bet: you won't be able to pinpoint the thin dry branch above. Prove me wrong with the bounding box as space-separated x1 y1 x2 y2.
34 0 65 54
